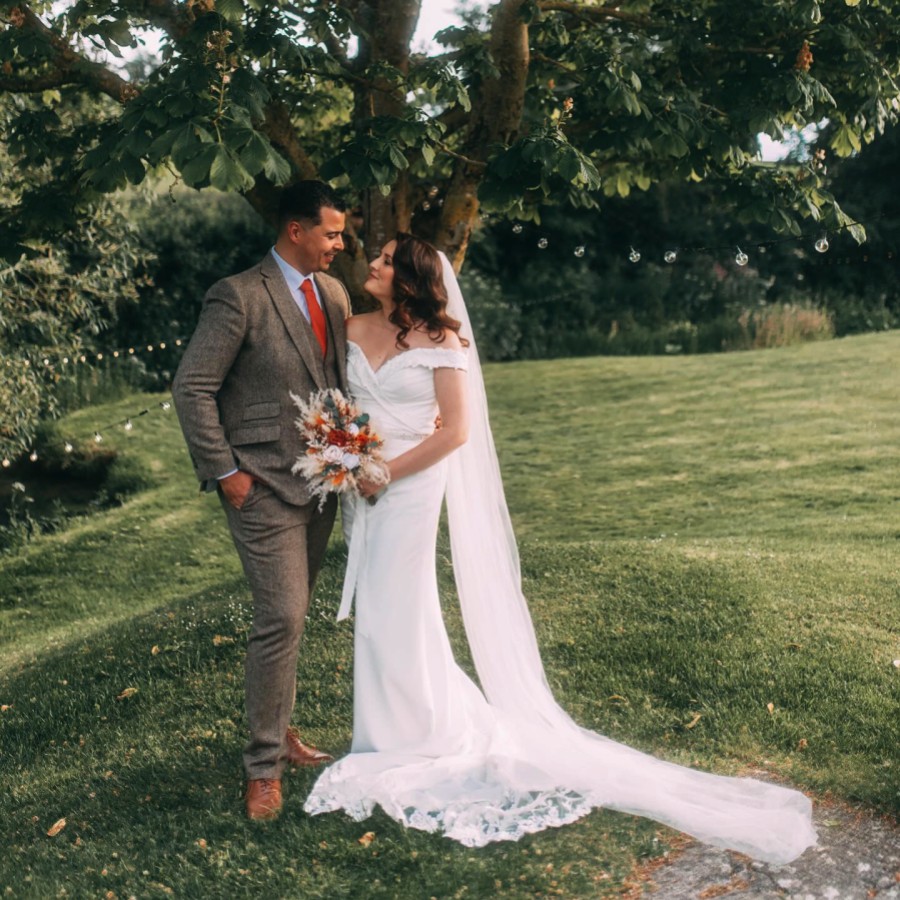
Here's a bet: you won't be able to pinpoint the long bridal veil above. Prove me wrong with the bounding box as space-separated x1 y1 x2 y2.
439 253 816 864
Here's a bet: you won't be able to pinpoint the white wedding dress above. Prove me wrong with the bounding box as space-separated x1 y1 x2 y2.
304 264 817 864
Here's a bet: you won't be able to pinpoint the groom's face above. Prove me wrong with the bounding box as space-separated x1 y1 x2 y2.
289 206 346 273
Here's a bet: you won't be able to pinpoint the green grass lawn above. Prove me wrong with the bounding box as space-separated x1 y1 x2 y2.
2 332 898 898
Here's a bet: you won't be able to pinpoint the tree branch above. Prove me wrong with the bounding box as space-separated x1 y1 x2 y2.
0 71 72 92
436 141 486 170
130 0 194 41
537 1 658 29
258 100 318 180
3 4 138 103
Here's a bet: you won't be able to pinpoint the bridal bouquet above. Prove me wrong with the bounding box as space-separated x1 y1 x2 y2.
290 388 390 509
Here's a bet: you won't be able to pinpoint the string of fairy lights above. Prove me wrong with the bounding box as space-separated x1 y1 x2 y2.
495 208 897 267
4 335 187 374
2 208 896 470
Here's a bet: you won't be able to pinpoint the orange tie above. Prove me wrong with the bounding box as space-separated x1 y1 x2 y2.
301 278 327 355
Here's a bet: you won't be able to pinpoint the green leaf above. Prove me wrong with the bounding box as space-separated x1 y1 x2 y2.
388 145 409 170
846 222 866 243
421 144 435 166
263 148 291 185
121 153 146 185
216 0 244 22
210 145 255 191
831 123 861 157
180 143 220 187
238 131 269 175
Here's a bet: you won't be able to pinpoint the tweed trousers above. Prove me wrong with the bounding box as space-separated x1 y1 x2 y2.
220 481 337 779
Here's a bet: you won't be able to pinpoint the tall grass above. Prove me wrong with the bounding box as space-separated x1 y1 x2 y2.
737 302 834 349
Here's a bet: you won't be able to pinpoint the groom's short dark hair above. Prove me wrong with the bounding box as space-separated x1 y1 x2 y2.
278 181 346 228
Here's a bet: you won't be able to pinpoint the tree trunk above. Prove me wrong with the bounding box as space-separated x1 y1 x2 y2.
355 0 420 266
436 0 531 269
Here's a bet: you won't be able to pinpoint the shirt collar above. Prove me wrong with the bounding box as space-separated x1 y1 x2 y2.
271 246 312 294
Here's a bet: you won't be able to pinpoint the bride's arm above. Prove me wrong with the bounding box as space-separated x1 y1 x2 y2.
357 367 469 497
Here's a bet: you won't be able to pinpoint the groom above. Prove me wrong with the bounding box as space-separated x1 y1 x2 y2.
172 181 350 820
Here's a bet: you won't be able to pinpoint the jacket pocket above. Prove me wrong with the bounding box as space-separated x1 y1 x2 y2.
243 401 280 421
229 424 281 446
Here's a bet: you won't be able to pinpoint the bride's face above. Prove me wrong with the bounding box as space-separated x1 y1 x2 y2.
365 240 397 305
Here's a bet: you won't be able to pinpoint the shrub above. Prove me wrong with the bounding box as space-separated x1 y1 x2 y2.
735 302 834 349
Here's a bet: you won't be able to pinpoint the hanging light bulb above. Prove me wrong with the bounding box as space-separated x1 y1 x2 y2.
629 247 641 263
113 351 120 358
422 201 431 211
94 432 103 444
735 247 749 267
159 342 166 350
97 353 104 361
574 245 585 257
124 419 134 432
815 236 830 253
160 401 172 411
537 237 549 249
1 459 10 468
64 442 74 454
29 451 38 462
512 224 523 234
664 250 677 264
175 339 183 347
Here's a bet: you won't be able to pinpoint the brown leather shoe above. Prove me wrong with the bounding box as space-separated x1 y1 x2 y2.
245 778 282 820
282 727 334 767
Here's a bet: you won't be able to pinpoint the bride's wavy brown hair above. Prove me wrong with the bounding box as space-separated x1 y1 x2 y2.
388 233 469 349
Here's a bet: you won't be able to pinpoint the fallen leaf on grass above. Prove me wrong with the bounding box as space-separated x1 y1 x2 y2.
892 660 900 669
797 738 808 750
47 818 66 837
116 687 138 701
151 645 160 656
358 831 376 847
196 838 208 850
1 704 12 712
766 702 775 715
212 635 235 646
685 713 702 729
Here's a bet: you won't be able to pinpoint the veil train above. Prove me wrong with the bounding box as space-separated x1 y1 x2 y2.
439 253 817 864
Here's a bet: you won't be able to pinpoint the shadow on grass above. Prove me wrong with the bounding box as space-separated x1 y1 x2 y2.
2 537 897 897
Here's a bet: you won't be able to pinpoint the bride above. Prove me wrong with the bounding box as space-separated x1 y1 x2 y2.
304 233 817 865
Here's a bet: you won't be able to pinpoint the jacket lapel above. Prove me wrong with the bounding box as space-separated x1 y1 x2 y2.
261 252 327 390
316 275 349 391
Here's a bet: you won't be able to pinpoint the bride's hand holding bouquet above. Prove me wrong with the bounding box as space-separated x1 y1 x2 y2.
290 388 390 507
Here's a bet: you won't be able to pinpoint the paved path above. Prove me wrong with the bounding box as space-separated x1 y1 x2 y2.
636 800 899 899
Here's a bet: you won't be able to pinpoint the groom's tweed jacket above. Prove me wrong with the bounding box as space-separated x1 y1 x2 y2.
173 251 350 507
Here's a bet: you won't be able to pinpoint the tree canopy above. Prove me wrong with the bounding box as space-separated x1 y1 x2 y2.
2 0 900 276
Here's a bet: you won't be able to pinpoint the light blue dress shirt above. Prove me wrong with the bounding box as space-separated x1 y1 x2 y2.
270 245 324 323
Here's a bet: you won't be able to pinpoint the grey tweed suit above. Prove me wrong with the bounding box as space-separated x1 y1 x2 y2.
173 251 349 779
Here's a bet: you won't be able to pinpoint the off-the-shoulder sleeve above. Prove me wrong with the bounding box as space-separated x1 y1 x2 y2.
392 347 468 372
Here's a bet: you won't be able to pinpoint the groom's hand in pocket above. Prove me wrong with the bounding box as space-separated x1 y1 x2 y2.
220 470 256 509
